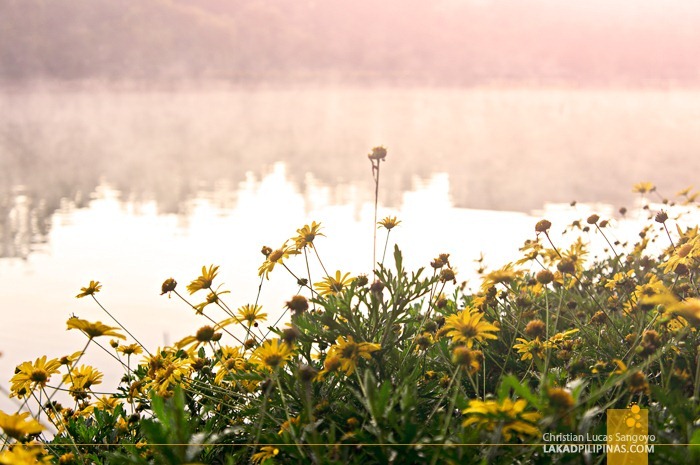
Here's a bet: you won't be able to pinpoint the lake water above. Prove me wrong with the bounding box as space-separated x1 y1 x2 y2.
2 84 699 414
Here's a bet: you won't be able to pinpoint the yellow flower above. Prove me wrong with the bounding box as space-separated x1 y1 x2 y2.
377 216 401 230
193 290 229 314
236 304 267 327
547 328 579 345
625 275 669 314
116 344 143 357
66 317 125 340
250 339 294 370
80 396 122 416
592 359 627 375
144 352 192 397
462 398 541 441
562 237 588 273
293 221 324 249
677 186 693 197
278 416 301 435
605 270 635 291
327 335 380 376
63 365 103 398
176 325 221 351
76 280 101 298
452 347 481 374
251 446 279 464
668 298 700 327
513 337 545 361
0 410 44 440
663 236 699 274
258 241 300 279
632 182 655 194
0 443 48 464
480 263 523 291
443 308 500 348
10 356 62 398
214 346 247 385
186 265 220 294
315 270 353 296
59 351 83 368
516 238 545 265
316 354 342 380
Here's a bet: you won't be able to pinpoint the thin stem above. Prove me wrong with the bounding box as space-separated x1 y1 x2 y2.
36 339 92 412
380 230 391 267
662 222 676 251
372 160 381 276
40 386 86 463
254 275 265 308
596 224 620 261
312 245 331 280
304 249 317 312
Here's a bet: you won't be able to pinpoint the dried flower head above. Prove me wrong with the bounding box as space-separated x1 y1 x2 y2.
286 295 309 315
655 210 668 223
368 146 387 161
160 278 177 295
536 270 554 285
535 219 552 233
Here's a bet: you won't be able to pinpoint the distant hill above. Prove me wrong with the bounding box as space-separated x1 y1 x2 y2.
2 0 700 85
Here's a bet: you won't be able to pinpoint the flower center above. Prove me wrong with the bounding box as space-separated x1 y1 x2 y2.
30 369 49 384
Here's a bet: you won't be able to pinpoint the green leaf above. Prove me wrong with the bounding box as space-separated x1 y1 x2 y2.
497 375 541 409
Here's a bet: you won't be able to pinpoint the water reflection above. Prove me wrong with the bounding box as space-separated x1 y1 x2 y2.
0 187 50 259
3 86 700 260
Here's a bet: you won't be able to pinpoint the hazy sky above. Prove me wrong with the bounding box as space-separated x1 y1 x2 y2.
3 0 700 83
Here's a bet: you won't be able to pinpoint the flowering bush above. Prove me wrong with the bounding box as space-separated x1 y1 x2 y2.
2 158 700 464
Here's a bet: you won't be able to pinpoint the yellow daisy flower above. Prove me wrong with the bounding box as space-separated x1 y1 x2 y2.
116 343 143 357
668 298 700 327
186 265 220 294
144 352 192 397
76 280 101 298
251 446 279 464
258 241 300 279
0 410 44 440
462 398 541 441
480 263 523 291
176 325 221 351
250 339 294 370
236 304 268 327
0 443 48 463
10 356 62 398
327 335 380 376
663 236 699 274
632 182 655 194
513 337 545 361
63 365 103 399
293 221 324 249
214 346 247 385
377 216 401 230
443 307 500 348
315 270 353 296
66 317 126 340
